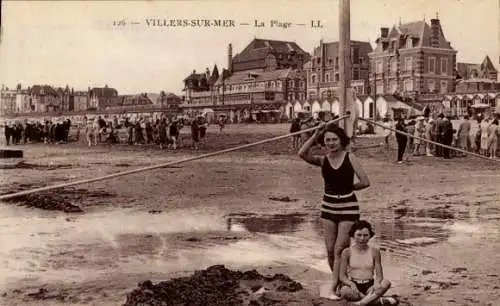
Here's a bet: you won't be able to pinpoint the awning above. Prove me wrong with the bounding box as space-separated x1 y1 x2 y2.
202 108 214 113
388 100 413 110
471 103 490 108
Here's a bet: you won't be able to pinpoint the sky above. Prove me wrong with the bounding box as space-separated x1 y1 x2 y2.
0 0 498 95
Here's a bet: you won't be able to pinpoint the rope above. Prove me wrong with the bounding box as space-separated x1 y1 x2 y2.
358 118 500 163
0 116 350 200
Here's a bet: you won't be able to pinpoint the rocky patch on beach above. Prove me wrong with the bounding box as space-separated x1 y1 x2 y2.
3 193 84 212
1 185 115 212
124 265 305 306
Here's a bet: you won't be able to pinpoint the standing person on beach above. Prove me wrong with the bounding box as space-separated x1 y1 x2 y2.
299 123 370 300
424 118 435 157
487 119 499 159
456 115 471 157
290 118 302 150
395 118 408 164
381 118 393 150
480 118 491 156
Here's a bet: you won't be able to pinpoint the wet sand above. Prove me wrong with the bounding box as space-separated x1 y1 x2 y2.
0 124 499 305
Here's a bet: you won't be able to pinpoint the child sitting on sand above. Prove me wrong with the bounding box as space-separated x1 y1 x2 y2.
339 220 398 305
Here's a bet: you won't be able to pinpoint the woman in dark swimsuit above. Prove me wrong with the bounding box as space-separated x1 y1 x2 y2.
299 123 370 300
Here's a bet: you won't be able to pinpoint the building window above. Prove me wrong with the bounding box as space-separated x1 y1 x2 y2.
406 38 412 48
405 57 412 71
295 92 300 100
390 81 398 93
353 69 359 80
271 81 275 88
311 74 316 84
352 48 359 63
289 80 293 88
376 84 384 94
391 61 397 72
300 81 305 88
429 57 436 74
440 80 448 94
288 93 293 100
309 91 316 99
325 73 330 82
404 79 413 91
376 61 383 73
440 58 448 75
335 73 339 82
276 80 281 88
428 80 436 93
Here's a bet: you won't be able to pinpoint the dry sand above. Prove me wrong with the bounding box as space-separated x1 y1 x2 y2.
0 123 499 305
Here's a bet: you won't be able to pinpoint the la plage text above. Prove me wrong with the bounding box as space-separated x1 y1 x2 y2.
145 19 236 27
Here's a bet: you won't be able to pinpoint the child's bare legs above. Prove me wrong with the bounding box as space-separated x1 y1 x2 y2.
355 279 392 306
339 285 364 302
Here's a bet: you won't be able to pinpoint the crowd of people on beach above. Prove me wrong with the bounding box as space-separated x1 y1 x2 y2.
2 119 72 145
2 114 229 151
289 110 500 162
390 113 500 162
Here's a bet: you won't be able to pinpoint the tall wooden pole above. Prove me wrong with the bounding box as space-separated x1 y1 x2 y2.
339 0 351 132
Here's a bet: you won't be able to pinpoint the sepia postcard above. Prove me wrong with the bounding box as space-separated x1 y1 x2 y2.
0 1 499 305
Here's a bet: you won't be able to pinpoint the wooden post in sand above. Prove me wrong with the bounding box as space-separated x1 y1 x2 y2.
339 0 353 136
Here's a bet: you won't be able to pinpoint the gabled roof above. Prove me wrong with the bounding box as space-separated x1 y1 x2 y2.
374 19 453 51
397 21 425 39
183 72 207 82
480 55 497 72
457 56 498 80
231 38 309 72
90 87 118 97
121 94 153 106
30 85 59 96
233 38 307 63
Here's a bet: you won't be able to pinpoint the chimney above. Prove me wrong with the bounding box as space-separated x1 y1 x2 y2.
380 27 389 38
228 43 233 73
430 18 440 48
